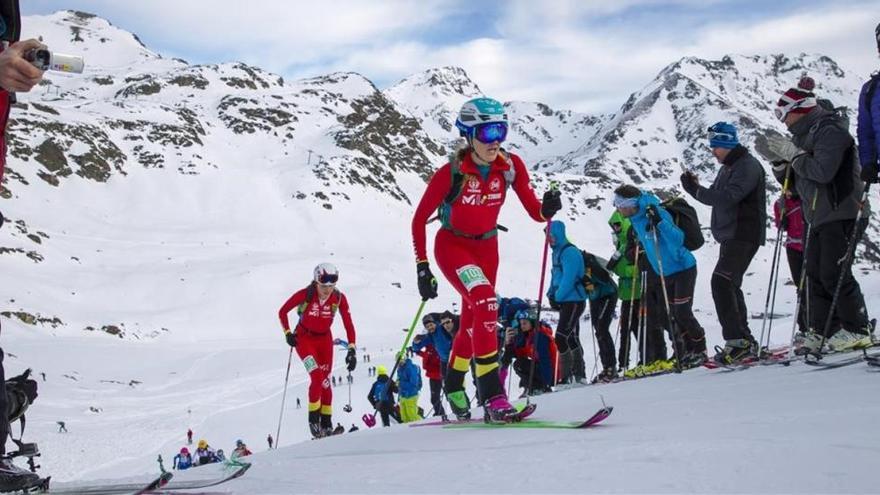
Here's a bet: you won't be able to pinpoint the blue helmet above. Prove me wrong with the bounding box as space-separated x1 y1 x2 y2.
455 97 508 138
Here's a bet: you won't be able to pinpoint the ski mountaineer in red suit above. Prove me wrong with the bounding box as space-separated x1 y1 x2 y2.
278 263 357 438
411 97 563 422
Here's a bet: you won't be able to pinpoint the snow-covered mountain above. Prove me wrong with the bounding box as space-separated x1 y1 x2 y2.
0 10 878 486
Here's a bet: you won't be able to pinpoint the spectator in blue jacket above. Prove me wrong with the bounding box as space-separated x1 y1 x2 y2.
857 23 880 186
613 185 707 368
412 312 453 378
546 220 588 384
397 357 422 423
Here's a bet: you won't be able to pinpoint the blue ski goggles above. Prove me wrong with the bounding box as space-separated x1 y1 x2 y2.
317 273 338 285
472 122 508 144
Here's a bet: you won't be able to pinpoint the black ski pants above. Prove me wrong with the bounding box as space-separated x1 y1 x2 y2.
590 295 618 371
711 240 759 342
618 298 640 368
806 219 870 336
0 343 6 456
646 266 706 358
428 378 445 416
785 247 807 333
554 301 586 353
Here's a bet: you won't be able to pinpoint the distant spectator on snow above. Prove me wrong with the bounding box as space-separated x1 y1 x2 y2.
348 423 359 432
267 434 274 449
173 447 192 470
57 421 67 433
193 439 219 466
186 428 193 445
368 366 399 427
232 439 252 459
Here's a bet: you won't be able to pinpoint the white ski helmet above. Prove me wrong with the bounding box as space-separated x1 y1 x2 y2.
313 262 339 285
455 97 508 137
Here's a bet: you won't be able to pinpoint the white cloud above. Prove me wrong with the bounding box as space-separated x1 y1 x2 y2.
23 0 880 114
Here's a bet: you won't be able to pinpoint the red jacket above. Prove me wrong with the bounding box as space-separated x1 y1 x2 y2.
278 285 356 345
415 343 442 380
411 151 544 261
773 197 804 252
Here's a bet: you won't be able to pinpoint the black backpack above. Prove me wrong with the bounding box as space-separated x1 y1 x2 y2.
5 369 38 442
561 245 617 294
660 196 704 251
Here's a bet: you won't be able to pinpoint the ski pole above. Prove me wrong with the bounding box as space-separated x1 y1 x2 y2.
785 190 818 362
343 372 353 413
622 245 640 371
274 346 294 448
525 182 557 401
815 184 872 357
640 270 648 367
758 167 792 358
647 210 684 373
364 299 427 427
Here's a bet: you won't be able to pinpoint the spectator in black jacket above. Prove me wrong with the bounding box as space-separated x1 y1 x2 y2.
681 122 766 364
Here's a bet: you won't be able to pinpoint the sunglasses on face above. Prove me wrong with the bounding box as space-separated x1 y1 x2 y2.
317 273 338 284
472 122 508 144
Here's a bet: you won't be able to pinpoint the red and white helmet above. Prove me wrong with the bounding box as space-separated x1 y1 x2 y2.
313 262 339 285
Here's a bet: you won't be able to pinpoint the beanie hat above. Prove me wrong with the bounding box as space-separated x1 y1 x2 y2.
775 86 816 122
377 365 388 376
707 121 739 149
421 314 434 326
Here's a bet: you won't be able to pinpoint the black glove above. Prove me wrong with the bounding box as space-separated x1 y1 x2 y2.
284 330 296 347
345 347 357 372
861 161 879 184
645 204 662 229
541 189 562 219
680 172 699 196
416 261 438 300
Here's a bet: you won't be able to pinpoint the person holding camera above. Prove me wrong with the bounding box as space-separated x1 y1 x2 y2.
0 1 46 491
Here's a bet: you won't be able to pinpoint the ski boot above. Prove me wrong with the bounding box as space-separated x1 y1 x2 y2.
0 457 42 493
593 367 618 383
712 339 755 365
679 352 707 369
827 329 873 352
445 390 471 420
309 422 324 439
796 331 824 356
483 394 520 424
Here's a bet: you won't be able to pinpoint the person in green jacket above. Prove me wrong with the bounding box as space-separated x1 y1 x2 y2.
607 211 642 371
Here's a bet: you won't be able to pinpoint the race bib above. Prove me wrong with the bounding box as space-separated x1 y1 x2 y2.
456 264 490 291
303 355 318 373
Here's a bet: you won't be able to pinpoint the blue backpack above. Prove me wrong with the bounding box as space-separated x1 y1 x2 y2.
372 380 391 404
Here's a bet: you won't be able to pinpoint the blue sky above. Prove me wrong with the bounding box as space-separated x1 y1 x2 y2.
21 0 880 113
